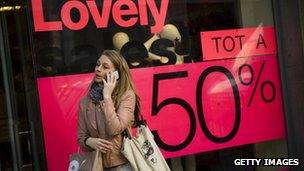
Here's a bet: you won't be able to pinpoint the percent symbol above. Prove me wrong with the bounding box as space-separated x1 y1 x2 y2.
238 61 276 107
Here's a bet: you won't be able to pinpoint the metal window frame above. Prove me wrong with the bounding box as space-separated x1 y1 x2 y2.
0 4 46 171
272 0 304 169
0 13 23 171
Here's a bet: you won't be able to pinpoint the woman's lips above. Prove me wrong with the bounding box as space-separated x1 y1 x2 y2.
95 75 103 79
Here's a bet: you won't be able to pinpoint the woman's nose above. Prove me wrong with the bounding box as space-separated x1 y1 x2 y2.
96 65 102 72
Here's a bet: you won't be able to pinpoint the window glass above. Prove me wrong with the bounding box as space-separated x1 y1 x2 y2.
29 0 288 170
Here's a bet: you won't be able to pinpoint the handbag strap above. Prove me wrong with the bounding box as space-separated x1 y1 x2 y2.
123 113 147 139
123 128 132 139
134 113 146 127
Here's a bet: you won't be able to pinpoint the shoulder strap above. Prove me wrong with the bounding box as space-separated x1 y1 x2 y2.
123 128 132 139
134 114 147 127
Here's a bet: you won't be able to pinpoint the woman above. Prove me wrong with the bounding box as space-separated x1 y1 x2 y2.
77 50 140 171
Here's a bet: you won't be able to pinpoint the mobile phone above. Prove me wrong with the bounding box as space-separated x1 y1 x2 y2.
113 70 119 80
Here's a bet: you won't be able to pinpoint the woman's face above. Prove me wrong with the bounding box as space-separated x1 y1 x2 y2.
94 55 115 83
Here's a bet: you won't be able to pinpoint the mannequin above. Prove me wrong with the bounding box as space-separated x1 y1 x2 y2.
112 32 130 51
158 24 185 65
112 24 185 66
113 32 142 67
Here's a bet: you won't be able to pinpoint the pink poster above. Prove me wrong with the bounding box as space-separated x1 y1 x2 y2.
36 27 285 171
38 56 285 171
201 26 277 60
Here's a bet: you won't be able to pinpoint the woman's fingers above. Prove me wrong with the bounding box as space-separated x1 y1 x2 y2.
104 142 114 151
105 71 114 84
97 139 114 151
97 142 112 151
98 146 107 153
105 71 118 84
100 139 114 146
111 71 116 83
96 144 110 153
107 72 110 83
113 76 117 85
109 71 114 83
102 78 106 85
102 72 117 99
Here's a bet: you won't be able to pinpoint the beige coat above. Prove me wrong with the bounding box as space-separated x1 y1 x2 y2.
77 90 135 168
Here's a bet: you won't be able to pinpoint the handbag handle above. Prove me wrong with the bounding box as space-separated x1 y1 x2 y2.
123 114 146 139
123 128 132 139
134 113 147 127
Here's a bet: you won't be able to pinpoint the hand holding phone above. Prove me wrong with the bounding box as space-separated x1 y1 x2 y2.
90 71 118 103
102 71 119 99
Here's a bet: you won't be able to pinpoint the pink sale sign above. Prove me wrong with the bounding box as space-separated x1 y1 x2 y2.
36 27 285 170
200 26 277 60
38 55 285 171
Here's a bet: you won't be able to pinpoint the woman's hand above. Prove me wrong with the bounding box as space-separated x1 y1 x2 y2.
86 137 114 153
102 71 117 99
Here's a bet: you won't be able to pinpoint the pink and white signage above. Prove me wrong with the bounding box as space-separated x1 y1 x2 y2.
200 26 277 60
37 27 285 171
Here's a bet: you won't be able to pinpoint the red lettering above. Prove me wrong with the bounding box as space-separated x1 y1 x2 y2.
138 0 148 26
31 0 169 33
31 0 62 31
86 0 112 28
145 0 169 33
61 1 89 30
112 0 138 27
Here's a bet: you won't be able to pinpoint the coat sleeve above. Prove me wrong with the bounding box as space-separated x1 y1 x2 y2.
102 91 135 136
77 99 94 151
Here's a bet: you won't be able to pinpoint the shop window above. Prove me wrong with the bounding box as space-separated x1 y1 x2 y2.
28 0 288 170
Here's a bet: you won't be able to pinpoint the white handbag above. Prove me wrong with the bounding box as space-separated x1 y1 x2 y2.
121 124 171 171
68 149 103 171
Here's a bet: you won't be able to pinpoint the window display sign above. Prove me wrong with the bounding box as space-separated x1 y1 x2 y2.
31 0 169 33
201 26 277 60
29 0 286 170
37 27 285 171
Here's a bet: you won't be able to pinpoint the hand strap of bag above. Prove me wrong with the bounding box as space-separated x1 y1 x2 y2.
123 114 146 139
135 114 146 127
92 150 103 171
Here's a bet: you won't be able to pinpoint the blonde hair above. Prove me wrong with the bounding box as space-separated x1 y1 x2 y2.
101 50 141 125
